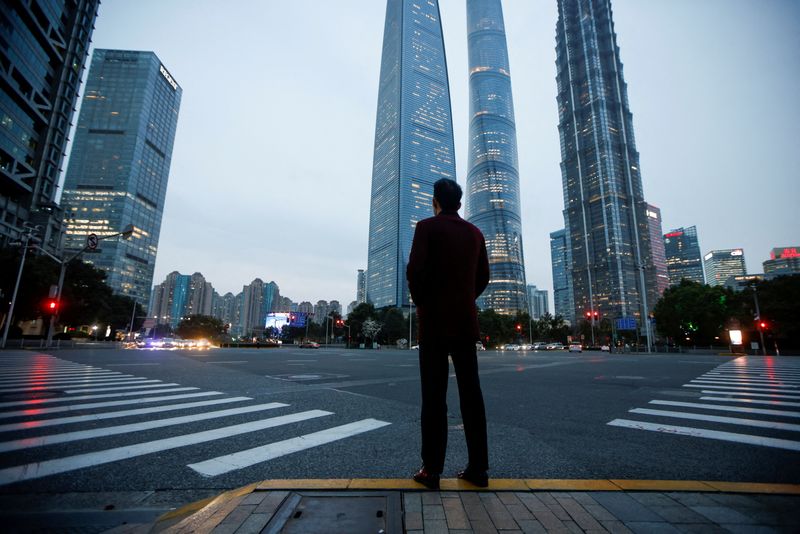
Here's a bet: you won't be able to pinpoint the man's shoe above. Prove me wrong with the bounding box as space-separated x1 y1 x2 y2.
457 467 489 487
412 467 440 490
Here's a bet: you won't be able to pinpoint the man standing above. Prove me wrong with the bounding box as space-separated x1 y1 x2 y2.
407 178 491 489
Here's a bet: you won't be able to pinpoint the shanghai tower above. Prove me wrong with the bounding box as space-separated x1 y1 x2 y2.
465 0 527 315
555 0 657 339
367 0 456 309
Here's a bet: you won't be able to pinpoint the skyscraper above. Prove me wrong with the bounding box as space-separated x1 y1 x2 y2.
526 285 549 320
555 0 657 330
663 225 705 285
61 50 182 309
465 0 527 314
0 0 100 254
366 0 456 309
149 271 213 328
645 204 669 298
763 247 800 277
549 228 575 324
356 269 367 304
704 249 746 287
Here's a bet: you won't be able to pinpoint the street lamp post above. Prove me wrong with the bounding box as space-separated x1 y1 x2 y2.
752 284 766 356
1 225 41 349
45 225 135 347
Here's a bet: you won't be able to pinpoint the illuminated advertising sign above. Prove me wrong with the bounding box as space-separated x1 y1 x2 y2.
729 329 743 345
771 247 800 260
265 312 306 329
664 231 683 238
704 253 713 261
730 249 743 256
159 64 178 91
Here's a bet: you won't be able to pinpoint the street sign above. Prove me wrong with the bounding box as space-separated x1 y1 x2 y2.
616 316 637 331
87 233 98 250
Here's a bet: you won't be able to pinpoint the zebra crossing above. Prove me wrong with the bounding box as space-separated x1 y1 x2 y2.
0 353 390 486
608 356 800 452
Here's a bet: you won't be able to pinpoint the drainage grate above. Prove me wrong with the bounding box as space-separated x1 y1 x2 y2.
263 491 401 534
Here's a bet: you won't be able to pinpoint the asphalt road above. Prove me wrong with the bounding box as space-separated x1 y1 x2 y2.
0 346 798 501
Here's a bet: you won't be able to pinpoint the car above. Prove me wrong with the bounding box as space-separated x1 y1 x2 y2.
568 343 583 353
600 345 610 352
545 343 564 350
299 341 320 349
532 342 547 351
475 342 486 351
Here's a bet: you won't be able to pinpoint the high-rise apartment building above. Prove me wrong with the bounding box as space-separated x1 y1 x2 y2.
0 0 99 253
464 0 527 314
704 249 746 287
526 285 549 320
366 0 456 309
763 247 800 277
61 49 182 309
549 229 575 324
555 0 657 328
663 225 705 286
356 269 366 304
212 291 239 330
238 279 279 335
645 204 669 298
149 271 214 327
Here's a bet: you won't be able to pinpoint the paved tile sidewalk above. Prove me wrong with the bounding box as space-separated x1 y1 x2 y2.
103 480 800 533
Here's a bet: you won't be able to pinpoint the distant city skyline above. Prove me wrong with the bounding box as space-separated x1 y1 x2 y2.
59 0 799 311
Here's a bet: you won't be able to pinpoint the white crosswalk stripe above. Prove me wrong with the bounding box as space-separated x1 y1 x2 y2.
608 356 800 451
0 354 390 485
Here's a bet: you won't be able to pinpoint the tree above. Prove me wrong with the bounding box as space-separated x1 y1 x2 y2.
734 275 800 350
653 280 734 346
175 315 226 340
362 319 382 343
378 307 406 344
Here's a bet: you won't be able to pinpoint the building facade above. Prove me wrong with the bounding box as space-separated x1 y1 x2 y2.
148 271 214 328
555 0 657 327
645 204 669 298
549 228 575 324
526 285 549 320
763 247 800 277
356 269 367 304
663 225 705 285
0 0 100 254
464 0 527 314
61 49 182 309
366 0 456 309
704 249 746 287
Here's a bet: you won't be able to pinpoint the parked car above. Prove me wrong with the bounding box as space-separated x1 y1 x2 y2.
600 345 610 352
568 343 583 353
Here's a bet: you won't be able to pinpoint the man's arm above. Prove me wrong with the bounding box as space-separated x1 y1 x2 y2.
407 221 429 306
476 234 490 297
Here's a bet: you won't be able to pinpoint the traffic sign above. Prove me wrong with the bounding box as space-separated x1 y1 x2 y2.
616 316 637 331
87 233 98 250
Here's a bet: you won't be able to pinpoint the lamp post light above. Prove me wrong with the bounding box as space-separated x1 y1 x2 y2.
1 224 41 349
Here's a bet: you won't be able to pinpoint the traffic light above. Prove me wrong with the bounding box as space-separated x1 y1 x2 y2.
43 299 58 314
585 311 591 319
516 324 522 332
759 321 767 330
593 311 599 319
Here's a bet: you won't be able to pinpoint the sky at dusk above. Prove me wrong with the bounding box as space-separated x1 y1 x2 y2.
61 0 800 310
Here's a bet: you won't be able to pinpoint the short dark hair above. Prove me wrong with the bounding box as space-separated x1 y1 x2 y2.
433 178 462 211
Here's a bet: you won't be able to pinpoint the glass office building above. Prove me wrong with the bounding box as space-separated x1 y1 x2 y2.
61 50 182 309
549 228 575 324
646 204 669 298
464 0 527 314
555 0 657 325
0 0 99 254
663 225 705 285
366 0 456 309
704 249 746 287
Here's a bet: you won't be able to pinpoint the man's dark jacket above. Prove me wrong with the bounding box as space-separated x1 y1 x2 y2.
407 210 490 343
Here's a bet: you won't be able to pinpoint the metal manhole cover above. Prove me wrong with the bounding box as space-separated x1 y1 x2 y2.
264 491 401 534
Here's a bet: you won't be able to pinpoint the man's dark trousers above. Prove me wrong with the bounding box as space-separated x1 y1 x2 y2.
419 337 488 474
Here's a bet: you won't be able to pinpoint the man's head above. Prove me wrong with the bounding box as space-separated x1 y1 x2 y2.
432 178 462 214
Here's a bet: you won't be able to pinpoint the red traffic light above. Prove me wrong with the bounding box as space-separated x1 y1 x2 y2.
593 311 599 318
759 321 767 329
516 324 522 331
585 311 591 318
43 299 58 313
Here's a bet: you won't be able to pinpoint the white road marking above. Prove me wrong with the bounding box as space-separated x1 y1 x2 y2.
629 408 800 432
0 397 253 432
649 399 800 418
0 402 288 452
0 371 122 382
0 379 157 394
188 418 391 477
691 379 798 388
0 387 199 409
63 382 170 394
214 361 248 364
699 375 800 383
685 384 800 395
0 409 333 485
106 363 161 366
286 360 317 363
0 391 220 418
699 389 800 400
700 396 800 408
607 419 800 451
0 375 138 387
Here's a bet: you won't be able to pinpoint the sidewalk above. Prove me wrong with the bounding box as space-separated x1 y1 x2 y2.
105 479 800 533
